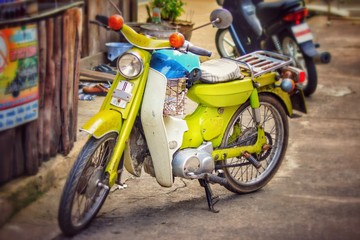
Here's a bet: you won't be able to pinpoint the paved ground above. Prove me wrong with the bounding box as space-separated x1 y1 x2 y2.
1 0 360 239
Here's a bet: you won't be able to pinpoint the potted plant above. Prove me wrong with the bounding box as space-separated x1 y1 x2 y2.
146 0 194 40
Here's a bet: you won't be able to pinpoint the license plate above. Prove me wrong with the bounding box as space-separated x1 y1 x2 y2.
291 23 313 44
110 80 134 108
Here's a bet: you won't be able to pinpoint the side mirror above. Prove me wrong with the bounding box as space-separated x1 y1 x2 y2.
210 9 233 29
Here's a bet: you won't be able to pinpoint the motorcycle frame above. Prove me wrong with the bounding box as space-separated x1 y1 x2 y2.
81 54 296 189
80 22 300 188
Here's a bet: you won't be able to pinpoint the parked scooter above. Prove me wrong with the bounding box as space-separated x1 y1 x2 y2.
215 0 331 96
58 9 307 236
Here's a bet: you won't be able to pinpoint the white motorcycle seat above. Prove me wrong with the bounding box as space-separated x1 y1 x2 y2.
200 58 243 83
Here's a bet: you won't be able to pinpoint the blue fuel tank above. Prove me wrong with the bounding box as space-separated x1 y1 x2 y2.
150 49 200 79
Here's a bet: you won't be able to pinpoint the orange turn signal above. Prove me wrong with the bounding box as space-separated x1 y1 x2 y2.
108 14 124 30
169 32 185 48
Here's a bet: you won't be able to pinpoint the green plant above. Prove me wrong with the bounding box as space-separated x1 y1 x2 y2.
148 0 185 22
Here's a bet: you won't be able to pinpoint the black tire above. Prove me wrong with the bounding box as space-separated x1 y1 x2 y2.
58 132 117 236
280 32 317 96
217 95 288 194
215 28 240 58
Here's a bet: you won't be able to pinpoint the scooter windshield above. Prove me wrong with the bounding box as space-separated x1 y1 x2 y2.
121 24 172 50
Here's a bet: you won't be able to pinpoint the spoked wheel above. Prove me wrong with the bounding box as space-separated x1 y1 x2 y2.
280 33 317 96
217 95 288 193
215 28 240 58
58 133 117 236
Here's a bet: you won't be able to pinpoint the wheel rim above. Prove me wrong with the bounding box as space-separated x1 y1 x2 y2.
222 102 285 186
70 137 115 227
217 29 239 58
282 36 309 89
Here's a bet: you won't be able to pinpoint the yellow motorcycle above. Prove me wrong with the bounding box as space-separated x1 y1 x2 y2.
58 9 307 236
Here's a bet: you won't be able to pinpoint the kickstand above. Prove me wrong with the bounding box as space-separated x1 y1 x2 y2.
198 179 220 213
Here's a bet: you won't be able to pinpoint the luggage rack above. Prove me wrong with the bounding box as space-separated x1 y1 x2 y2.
231 51 294 80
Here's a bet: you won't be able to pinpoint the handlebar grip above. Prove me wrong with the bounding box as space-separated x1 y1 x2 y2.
187 45 212 57
95 15 109 26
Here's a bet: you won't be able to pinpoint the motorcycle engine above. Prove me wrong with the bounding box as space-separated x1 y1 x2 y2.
172 142 214 178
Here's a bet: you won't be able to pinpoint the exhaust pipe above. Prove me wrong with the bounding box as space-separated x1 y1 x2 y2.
314 51 331 64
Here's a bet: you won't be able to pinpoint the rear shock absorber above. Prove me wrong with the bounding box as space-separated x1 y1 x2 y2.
271 35 283 54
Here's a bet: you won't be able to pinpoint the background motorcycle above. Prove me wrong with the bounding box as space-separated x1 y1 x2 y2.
215 0 331 96
58 9 307 237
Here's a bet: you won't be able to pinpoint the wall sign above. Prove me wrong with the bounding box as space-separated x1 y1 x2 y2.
0 24 39 131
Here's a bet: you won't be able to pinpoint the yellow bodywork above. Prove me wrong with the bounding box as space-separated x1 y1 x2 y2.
212 126 267 160
187 78 254 107
181 104 239 149
81 110 122 139
121 25 171 50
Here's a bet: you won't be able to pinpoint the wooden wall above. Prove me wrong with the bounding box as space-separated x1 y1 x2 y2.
0 0 138 186
0 7 83 185
82 0 138 57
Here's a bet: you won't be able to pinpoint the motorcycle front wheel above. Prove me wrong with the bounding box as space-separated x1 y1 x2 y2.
280 32 317 96
58 132 117 236
218 95 288 194
215 28 240 58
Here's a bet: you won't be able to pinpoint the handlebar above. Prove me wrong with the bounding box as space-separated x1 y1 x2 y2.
183 41 212 57
187 45 212 57
93 14 212 56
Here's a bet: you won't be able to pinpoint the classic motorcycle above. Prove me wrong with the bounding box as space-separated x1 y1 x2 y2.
58 9 307 236
215 0 331 96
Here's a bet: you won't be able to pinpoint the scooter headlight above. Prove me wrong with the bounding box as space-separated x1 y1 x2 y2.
117 52 143 79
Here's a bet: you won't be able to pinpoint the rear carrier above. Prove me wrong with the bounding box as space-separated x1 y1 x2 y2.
233 51 307 113
233 50 294 78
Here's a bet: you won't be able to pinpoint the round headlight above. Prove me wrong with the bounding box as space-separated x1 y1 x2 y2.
117 52 143 79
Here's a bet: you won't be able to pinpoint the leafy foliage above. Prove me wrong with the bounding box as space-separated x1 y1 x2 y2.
148 0 185 22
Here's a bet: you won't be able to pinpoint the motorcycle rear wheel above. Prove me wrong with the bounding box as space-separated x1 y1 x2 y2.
218 95 288 194
58 132 117 236
280 32 317 96
215 28 240 58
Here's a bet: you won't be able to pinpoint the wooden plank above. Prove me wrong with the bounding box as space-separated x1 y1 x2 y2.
87 0 102 56
51 15 63 156
66 9 76 153
80 76 112 82
0 129 15 184
24 121 39 175
86 0 123 56
72 8 83 142
37 19 47 162
80 51 108 69
13 127 25 177
43 17 55 161
80 68 116 81
61 13 70 154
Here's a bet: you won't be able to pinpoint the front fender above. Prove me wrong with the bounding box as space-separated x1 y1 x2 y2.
81 110 122 139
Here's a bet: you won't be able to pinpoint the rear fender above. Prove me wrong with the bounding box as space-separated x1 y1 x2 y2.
259 88 293 116
81 110 122 139
298 40 318 58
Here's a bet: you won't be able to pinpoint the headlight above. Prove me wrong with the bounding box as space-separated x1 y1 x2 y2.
117 52 143 79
